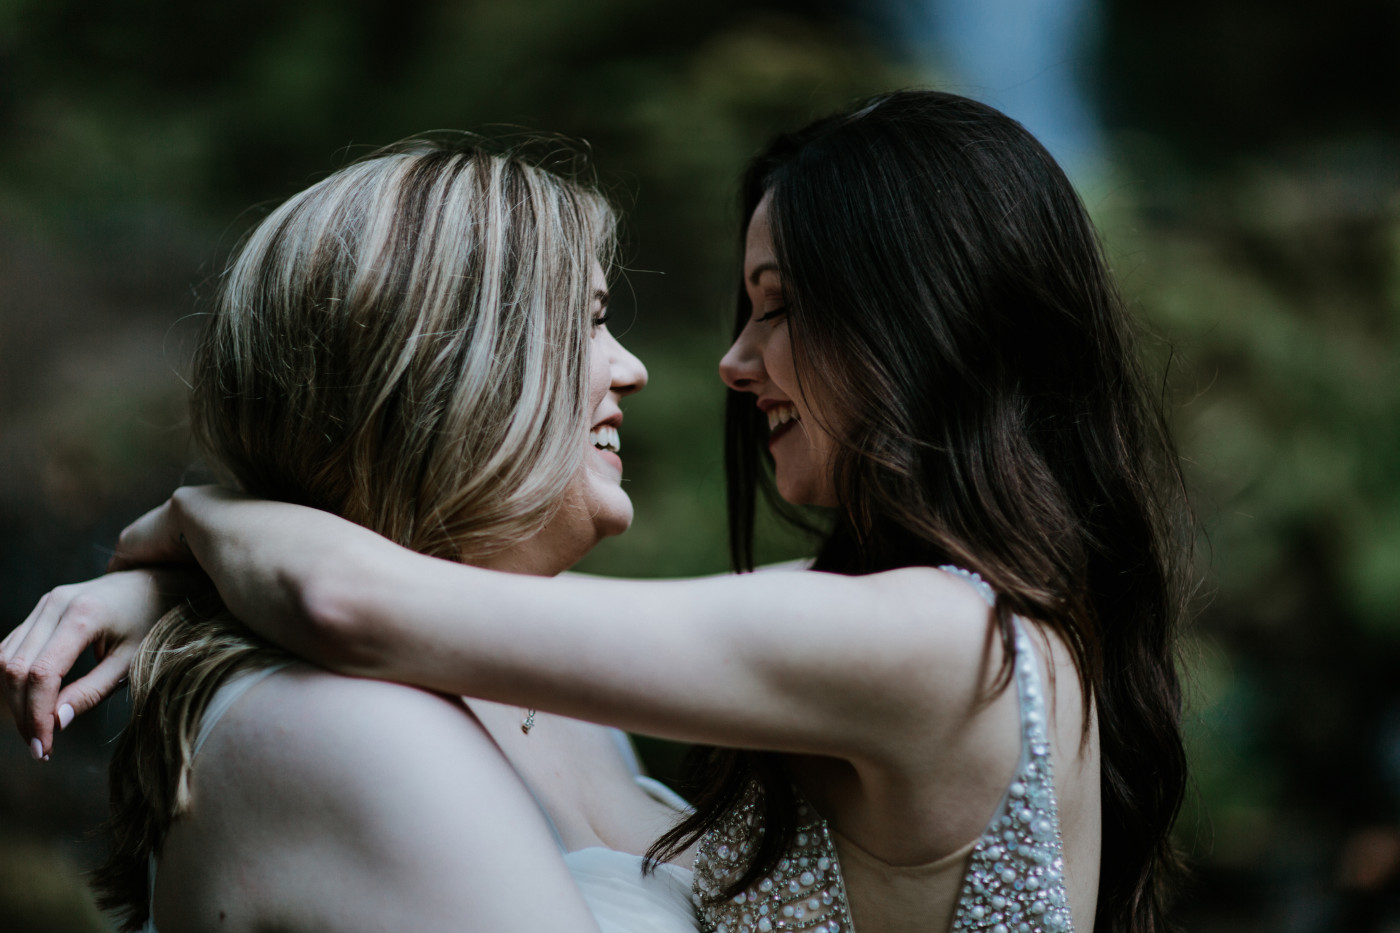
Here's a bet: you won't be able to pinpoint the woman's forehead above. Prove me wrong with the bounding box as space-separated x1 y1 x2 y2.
744 193 779 281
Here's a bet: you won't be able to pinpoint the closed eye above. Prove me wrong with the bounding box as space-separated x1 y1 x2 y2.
755 307 786 322
593 287 610 328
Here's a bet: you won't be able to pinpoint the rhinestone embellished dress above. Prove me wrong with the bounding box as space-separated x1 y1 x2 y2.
691 567 1076 933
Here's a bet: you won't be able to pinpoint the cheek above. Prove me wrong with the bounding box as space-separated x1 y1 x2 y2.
765 330 798 387
587 348 609 408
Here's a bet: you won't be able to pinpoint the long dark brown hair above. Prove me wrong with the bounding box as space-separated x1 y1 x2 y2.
649 90 1191 933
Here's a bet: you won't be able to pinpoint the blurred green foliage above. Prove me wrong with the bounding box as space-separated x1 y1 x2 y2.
1 1 1397 931
0 837 107 932
1098 131 1400 925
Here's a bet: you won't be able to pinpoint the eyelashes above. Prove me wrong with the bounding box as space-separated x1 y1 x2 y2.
755 307 787 322
593 312 611 328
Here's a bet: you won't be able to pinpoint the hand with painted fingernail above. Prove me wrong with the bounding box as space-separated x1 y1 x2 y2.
1 567 202 758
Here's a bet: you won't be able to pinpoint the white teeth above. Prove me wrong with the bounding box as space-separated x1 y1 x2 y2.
767 404 798 432
589 425 620 453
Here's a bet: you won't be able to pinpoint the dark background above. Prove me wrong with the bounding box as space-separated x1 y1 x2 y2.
1 1 1398 930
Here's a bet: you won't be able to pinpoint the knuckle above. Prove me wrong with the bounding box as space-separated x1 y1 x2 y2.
67 684 101 711
3 656 28 688
26 658 59 688
65 594 103 624
114 525 139 559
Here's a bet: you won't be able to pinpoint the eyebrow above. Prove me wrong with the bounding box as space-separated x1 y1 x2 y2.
594 289 609 308
746 262 781 287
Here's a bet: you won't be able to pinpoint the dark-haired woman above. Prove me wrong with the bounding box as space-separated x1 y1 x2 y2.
7 90 1190 933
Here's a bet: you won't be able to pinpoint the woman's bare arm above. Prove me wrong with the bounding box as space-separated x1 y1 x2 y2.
119 487 1000 769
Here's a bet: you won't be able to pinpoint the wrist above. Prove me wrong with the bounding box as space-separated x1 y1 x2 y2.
294 535 398 677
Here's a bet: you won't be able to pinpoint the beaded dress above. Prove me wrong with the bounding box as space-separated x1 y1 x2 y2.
690 568 1076 933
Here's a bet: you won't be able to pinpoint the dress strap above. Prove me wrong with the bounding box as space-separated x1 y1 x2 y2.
935 566 1043 810
141 852 159 933
610 725 645 776
609 727 692 812
936 564 997 608
145 661 294 933
634 775 691 813
937 567 1076 932
192 662 293 759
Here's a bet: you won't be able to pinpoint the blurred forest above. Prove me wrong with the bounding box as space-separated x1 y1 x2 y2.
1 1 1397 931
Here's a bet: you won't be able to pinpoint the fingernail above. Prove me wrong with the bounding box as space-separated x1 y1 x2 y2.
29 737 43 761
57 704 75 730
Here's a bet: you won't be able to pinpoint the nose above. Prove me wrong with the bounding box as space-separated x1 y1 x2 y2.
607 330 647 398
719 325 765 392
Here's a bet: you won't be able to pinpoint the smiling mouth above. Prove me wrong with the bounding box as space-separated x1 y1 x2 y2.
590 425 620 454
766 403 799 445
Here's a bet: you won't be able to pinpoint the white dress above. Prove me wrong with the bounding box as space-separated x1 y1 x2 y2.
565 833 697 933
140 665 698 933
552 732 698 933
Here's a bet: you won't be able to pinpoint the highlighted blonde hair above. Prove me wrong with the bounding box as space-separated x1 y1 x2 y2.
93 139 615 929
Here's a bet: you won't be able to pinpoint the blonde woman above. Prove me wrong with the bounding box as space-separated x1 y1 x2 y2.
3 141 702 933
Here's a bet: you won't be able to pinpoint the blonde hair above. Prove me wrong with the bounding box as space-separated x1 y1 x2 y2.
93 139 615 929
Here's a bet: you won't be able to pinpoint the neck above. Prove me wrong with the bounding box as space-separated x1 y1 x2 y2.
475 545 569 577
472 524 599 577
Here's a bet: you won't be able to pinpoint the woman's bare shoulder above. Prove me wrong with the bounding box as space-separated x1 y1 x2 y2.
834 565 1009 702
154 665 597 933
191 665 553 853
208 665 488 782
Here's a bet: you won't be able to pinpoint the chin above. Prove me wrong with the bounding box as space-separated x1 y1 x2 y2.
776 484 839 510
592 492 635 539
774 472 828 509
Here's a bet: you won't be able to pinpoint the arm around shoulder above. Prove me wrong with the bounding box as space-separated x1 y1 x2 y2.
163 488 1008 775
312 561 1003 768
